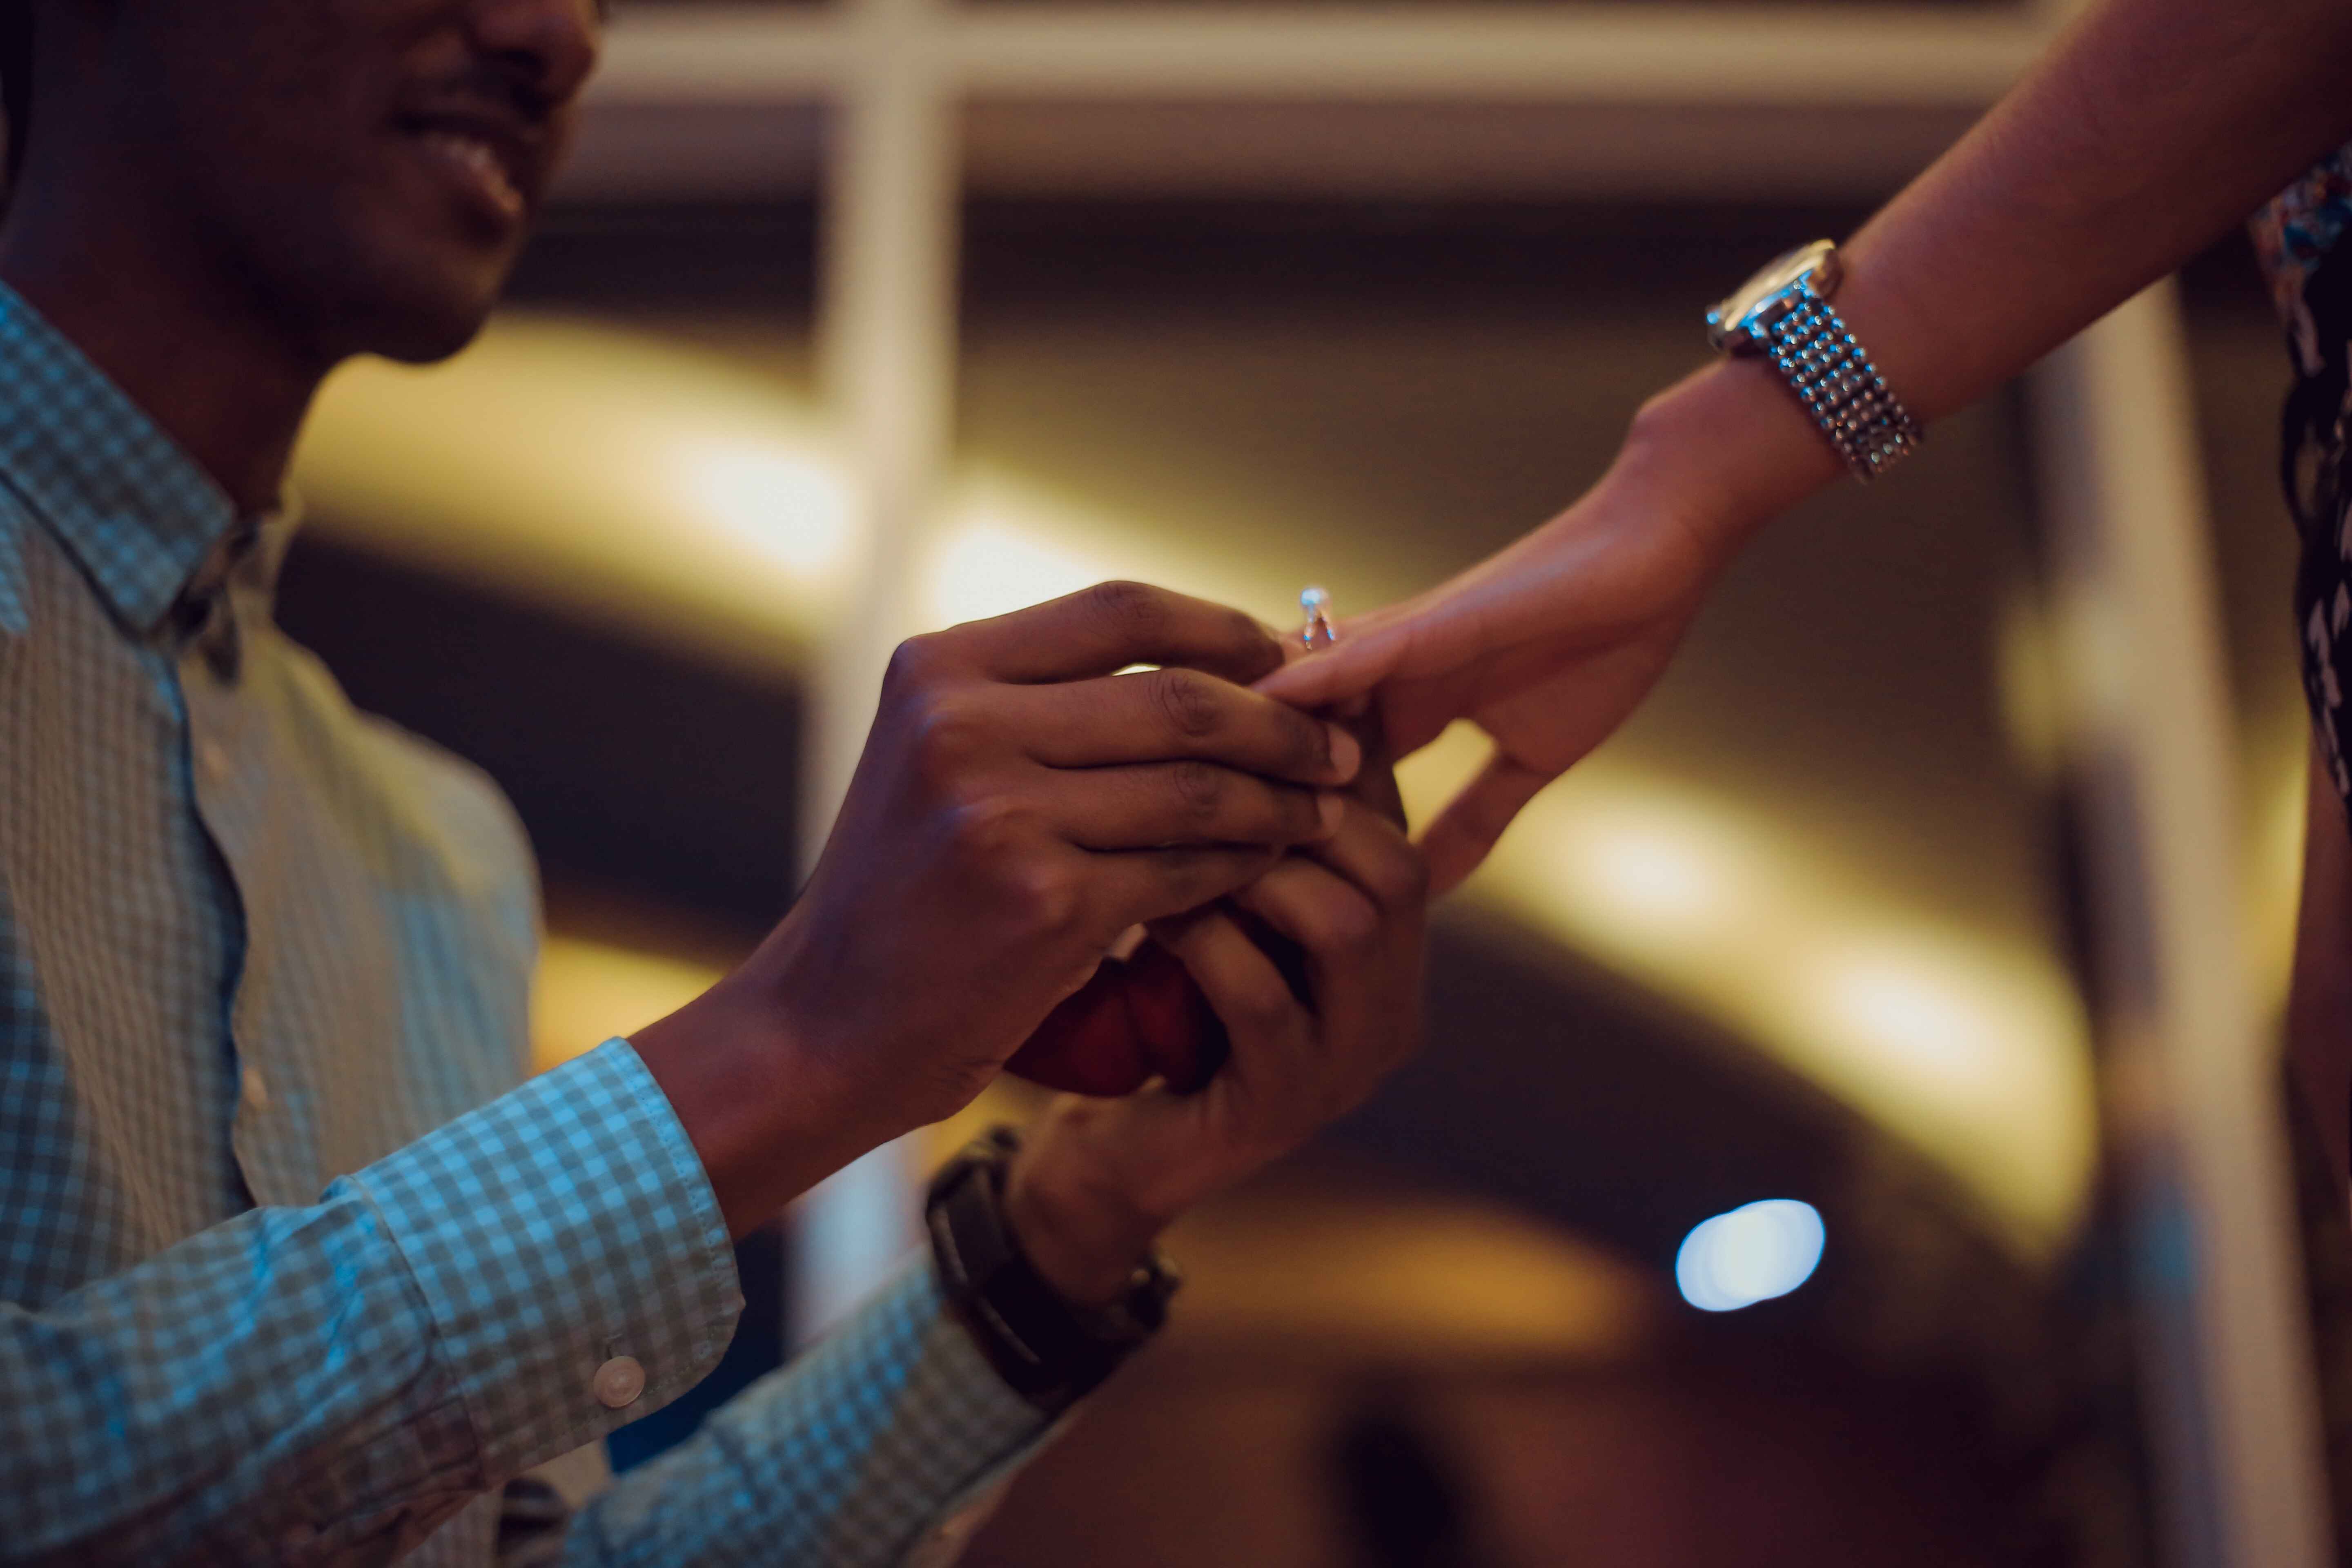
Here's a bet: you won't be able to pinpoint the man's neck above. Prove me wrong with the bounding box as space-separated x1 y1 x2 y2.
0 196 325 517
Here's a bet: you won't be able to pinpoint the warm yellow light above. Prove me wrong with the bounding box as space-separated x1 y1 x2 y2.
1167 1192 1658 1358
1782 928 2091 1185
924 516 1110 631
1551 790 1775 958
924 467 1301 635
295 315 846 679
2246 742 2310 1016
675 431 856 586
531 934 722 1076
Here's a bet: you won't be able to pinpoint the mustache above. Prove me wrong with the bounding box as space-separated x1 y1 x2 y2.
410 57 562 128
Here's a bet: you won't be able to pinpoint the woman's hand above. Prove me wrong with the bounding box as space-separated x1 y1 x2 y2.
1256 415 1739 896
1260 0 2352 900
1004 788 1428 1307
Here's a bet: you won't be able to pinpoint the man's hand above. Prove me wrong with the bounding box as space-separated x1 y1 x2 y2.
633 582 1366 1237
1001 781 1428 1307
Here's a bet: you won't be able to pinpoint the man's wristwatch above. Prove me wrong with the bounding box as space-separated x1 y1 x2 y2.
1706 239 1922 482
925 1126 1179 1414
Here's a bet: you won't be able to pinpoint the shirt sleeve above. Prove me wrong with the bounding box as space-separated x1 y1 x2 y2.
558 1255 1060 1568
0 1039 743 1566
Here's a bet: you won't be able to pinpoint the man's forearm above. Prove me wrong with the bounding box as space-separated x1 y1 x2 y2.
0 1043 741 1564
1646 0 2352 555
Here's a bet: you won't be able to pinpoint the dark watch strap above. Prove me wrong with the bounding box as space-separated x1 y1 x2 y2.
924 1126 1178 1414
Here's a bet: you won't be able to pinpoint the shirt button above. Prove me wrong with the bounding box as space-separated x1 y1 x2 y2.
241 1066 270 1111
196 739 231 786
592 1355 646 1410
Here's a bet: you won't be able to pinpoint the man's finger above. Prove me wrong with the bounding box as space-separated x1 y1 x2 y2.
1227 859 1394 1085
1298 796 1428 919
1013 666 1361 785
1229 857 1382 976
1418 753 1552 896
1252 611 1408 710
1082 844 1284 929
1153 907 1308 1067
958 581 1286 686
1047 764 1341 853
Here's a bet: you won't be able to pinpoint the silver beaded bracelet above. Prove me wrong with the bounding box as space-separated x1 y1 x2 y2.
1707 240 1923 484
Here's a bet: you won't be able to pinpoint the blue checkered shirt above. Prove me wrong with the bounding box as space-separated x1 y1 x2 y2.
0 281 1050 1565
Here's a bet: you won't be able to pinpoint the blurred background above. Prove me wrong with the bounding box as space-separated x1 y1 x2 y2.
273 0 2320 1561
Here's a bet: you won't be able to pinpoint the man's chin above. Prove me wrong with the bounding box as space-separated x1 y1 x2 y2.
328 245 514 365
362 279 503 365
369 307 494 366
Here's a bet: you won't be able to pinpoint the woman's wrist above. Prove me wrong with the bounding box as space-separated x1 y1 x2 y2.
1616 355 1847 562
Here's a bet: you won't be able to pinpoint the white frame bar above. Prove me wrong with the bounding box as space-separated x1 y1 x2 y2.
595 5 2051 105
788 0 964 1343
2032 285 2331 1568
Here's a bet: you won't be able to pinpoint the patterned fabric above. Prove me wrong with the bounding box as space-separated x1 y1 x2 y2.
2256 143 2352 813
2260 143 2352 1568
0 278 1050 1564
565 1261 1049 1568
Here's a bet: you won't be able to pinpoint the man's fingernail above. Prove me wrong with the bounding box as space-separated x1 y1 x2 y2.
1326 725 1362 780
1318 791 1346 836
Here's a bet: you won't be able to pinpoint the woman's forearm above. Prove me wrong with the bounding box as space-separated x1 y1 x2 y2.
1648 0 2352 555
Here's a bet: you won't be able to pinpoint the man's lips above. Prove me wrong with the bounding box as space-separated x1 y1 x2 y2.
393 110 545 226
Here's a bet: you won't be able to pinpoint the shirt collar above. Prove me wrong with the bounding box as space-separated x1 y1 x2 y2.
0 279 245 635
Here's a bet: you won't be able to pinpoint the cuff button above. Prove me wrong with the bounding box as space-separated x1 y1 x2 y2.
592 1355 646 1410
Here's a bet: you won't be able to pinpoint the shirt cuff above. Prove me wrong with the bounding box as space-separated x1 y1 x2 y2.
568 1254 1058 1567
346 1038 742 1480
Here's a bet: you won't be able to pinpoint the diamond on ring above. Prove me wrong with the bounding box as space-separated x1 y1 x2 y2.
1300 586 1335 652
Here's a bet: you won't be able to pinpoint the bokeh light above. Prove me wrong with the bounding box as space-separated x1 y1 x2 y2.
1675 1199 1826 1312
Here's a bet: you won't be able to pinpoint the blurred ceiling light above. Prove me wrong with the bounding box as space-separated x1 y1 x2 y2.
1550 786 1772 956
1675 1199 1826 1313
1172 1193 1657 1358
926 467 1290 633
926 516 1111 632
295 314 846 680
1784 932 2089 1191
675 431 855 584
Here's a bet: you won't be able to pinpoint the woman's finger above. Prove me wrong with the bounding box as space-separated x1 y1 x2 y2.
1417 751 1553 896
1251 613 1408 711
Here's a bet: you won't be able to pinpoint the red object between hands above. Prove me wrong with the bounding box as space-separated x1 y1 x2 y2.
1005 940 1230 1096
1009 671 1394 1099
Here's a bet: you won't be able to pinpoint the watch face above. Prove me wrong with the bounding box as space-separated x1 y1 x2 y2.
1708 239 1840 353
